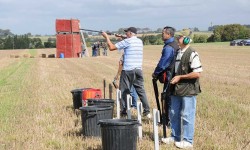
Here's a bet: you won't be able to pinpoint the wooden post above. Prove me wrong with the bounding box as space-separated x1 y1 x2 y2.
109 83 112 99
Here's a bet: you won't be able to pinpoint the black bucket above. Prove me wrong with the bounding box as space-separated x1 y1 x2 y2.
99 119 139 150
87 99 115 116
80 105 113 137
70 88 84 109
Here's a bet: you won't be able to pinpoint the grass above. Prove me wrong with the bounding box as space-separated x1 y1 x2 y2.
0 44 249 150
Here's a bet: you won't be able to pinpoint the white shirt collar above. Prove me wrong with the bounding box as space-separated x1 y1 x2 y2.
180 45 190 53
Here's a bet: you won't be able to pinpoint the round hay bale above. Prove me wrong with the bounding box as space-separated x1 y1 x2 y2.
10 54 15 58
15 55 20 58
48 54 55 58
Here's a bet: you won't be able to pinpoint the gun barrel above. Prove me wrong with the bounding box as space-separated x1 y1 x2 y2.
80 28 116 36
80 28 102 33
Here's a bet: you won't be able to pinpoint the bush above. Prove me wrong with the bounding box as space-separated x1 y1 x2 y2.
208 24 250 42
193 34 208 43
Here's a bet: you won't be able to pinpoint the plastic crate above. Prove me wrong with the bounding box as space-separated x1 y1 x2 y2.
82 88 102 106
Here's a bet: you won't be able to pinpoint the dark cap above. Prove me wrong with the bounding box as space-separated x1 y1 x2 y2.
124 27 137 34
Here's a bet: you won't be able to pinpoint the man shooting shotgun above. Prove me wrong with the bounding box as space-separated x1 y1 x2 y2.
102 27 151 118
152 26 179 139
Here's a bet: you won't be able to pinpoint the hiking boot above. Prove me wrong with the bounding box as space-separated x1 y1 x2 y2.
175 141 193 149
162 137 175 144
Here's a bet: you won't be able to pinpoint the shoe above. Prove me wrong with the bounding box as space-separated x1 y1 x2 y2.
120 110 127 116
130 105 137 109
143 111 151 119
175 141 193 149
146 113 151 119
161 137 175 144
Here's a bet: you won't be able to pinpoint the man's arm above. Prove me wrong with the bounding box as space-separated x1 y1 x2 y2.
152 46 174 77
170 72 201 84
102 32 117 51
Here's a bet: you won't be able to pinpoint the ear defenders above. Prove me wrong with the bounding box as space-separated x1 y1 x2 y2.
183 36 191 45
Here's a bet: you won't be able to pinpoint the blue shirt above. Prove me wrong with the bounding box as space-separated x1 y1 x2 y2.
115 36 143 70
153 37 175 75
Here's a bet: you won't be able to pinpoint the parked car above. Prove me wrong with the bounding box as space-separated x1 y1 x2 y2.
242 39 250 46
230 39 243 46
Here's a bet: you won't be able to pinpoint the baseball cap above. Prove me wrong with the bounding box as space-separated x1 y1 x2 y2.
124 27 137 34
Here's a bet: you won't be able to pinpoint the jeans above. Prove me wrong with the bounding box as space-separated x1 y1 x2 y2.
120 69 150 113
170 95 196 144
130 85 138 108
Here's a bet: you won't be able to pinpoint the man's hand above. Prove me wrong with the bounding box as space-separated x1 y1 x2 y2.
102 32 109 39
152 73 157 79
170 75 181 84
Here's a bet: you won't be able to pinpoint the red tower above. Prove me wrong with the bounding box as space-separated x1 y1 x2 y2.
55 19 81 58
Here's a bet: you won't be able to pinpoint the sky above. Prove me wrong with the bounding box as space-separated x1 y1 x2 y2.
0 0 249 35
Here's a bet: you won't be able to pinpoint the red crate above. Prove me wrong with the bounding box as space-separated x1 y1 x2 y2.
56 34 66 57
56 19 80 33
72 34 81 57
71 19 80 32
56 19 71 32
56 34 81 58
82 88 102 106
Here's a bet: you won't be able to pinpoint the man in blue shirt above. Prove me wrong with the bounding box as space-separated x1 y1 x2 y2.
102 27 151 118
152 26 179 127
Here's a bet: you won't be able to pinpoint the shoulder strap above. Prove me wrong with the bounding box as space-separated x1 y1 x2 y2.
177 47 195 75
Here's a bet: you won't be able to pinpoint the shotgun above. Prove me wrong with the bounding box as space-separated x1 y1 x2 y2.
80 28 126 38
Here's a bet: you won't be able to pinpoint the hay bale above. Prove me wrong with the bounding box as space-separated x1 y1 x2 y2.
41 54 46 58
48 54 55 58
30 56 35 58
10 54 15 58
23 54 30 58
15 55 20 58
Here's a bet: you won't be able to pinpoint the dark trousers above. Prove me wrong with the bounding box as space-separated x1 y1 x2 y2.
119 69 150 113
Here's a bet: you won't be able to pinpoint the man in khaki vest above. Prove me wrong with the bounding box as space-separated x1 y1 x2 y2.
162 34 202 149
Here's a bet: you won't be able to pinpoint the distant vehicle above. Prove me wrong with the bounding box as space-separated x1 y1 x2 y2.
230 39 243 46
242 39 250 46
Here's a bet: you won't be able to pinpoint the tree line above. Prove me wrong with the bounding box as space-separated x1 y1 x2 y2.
140 24 250 45
1 24 250 50
0 35 55 50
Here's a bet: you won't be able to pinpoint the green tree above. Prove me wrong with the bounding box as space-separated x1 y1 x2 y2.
0 38 5 49
3 36 13 49
193 34 208 43
117 28 125 34
212 25 224 42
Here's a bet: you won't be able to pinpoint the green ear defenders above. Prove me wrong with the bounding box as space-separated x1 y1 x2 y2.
183 37 190 45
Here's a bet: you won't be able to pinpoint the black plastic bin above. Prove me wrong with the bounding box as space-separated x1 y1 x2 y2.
87 99 115 116
70 88 84 109
99 119 139 150
80 105 113 137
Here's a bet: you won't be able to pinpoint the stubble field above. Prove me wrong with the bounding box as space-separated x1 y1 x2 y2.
0 43 249 150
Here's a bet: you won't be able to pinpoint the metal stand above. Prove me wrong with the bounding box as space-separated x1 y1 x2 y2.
153 109 160 150
137 102 143 139
116 89 121 119
126 94 132 119
79 23 89 57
